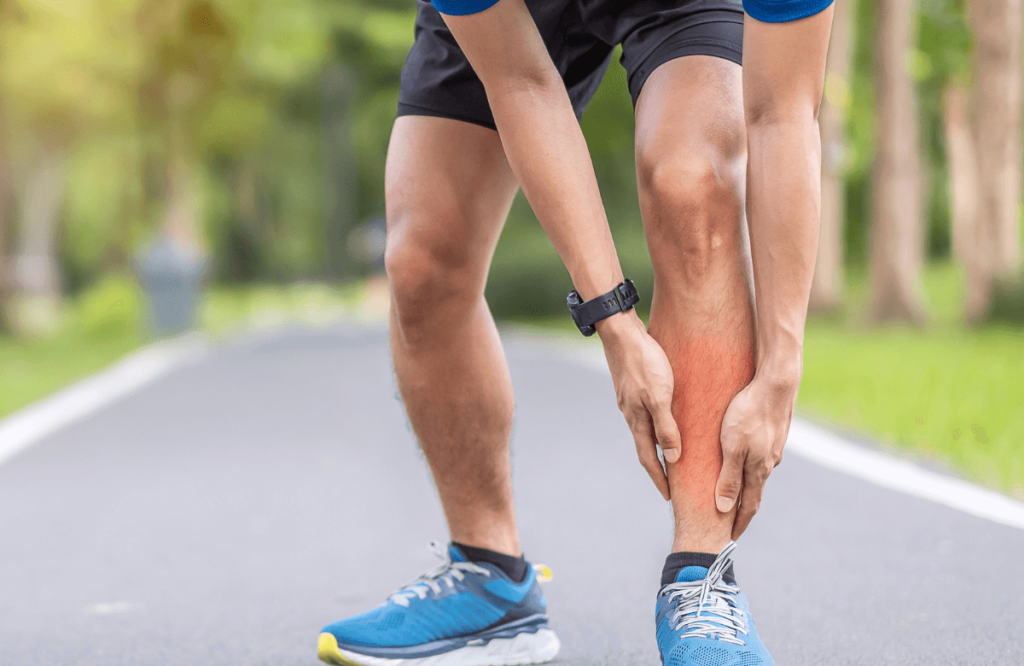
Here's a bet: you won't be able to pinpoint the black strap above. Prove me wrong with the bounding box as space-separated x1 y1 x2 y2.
567 279 640 336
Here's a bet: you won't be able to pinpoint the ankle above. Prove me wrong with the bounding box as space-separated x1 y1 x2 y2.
448 528 521 560
451 541 529 582
662 551 736 586
671 533 730 555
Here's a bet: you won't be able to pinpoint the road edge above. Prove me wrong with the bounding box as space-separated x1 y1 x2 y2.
0 334 210 468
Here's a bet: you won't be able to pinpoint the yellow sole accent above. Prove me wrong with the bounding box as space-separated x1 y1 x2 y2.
532 564 553 583
318 632 364 666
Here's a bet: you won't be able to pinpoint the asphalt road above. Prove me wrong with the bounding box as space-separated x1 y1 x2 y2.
1 324 1022 666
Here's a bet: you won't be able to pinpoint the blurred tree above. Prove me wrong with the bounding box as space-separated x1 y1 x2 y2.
870 0 926 323
135 0 257 252
945 84 976 309
0 149 10 334
0 0 142 334
812 0 856 312
132 0 329 277
321 63 357 278
11 147 64 335
951 0 1023 322
324 1 415 263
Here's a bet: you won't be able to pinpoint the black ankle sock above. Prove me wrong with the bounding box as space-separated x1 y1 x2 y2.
661 552 736 587
451 541 529 583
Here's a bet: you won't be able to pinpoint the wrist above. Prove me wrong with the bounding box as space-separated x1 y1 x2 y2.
754 348 803 395
594 309 643 342
571 272 625 302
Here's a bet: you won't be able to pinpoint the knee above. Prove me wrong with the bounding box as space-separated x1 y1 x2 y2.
384 210 484 336
637 145 745 283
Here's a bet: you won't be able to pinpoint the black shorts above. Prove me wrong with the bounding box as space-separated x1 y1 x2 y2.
397 0 744 131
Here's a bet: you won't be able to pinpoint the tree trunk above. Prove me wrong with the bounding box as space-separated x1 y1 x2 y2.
322 64 357 279
945 85 981 320
163 155 202 249
0 150 12 334
10 147 65 337
0 102 14 334
965 0 1023 321
870 0 926 323
811 0 855 312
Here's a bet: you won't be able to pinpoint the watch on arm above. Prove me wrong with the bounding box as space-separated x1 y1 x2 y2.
566 280 640 337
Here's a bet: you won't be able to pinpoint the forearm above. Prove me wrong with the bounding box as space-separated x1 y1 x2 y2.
742 8 833 389
746 118 820 385
488 81 624 302
441 0 624 303
715 5 834 539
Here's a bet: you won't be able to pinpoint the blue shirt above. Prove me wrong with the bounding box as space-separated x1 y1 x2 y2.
431 0 834 23
743 0 834 22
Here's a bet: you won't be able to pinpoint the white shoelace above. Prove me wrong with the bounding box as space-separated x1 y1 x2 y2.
659 541 749 646
388 541 492 608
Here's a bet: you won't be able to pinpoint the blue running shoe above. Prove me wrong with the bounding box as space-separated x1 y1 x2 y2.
655 542 774 666
319 542 560 666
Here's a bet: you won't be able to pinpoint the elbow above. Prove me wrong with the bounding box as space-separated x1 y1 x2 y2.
745 90 822 134
483 61 562 101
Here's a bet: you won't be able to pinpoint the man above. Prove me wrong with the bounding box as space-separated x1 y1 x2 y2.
318 0 834 664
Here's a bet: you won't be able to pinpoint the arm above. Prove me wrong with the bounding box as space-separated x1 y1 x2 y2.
440 0 682 497
715 4 835 538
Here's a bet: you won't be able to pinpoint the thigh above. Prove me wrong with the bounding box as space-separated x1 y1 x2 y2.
385 115 519 283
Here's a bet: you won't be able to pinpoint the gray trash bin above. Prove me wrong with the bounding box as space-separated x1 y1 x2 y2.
137 236 208 336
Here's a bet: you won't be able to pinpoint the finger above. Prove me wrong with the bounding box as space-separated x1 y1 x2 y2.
629 411 671 500
715 442 745 514
731 466 767 540
648 397 681 464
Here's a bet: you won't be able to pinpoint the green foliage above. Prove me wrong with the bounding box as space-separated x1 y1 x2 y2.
987 277 1024 324
0 0 1009 317
75 274 142 342
916 0 972 258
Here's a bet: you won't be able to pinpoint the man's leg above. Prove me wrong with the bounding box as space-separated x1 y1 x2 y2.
384 115 523 557
319 114 562 666
634 56 754 555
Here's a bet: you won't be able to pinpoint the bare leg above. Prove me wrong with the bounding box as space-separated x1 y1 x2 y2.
385 116 522 556
634 57 755 555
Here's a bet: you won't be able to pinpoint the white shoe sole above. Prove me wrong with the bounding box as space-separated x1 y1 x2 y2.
318 628 561 666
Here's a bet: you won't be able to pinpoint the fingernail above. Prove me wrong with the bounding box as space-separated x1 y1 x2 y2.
717 496 735 513
664 448 680 463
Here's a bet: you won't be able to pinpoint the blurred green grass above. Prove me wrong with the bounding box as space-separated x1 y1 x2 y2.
0 333 143 420
801 263 1024 498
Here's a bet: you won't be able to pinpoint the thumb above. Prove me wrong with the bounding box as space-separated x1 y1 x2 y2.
715 444 744 513
650 400 681 464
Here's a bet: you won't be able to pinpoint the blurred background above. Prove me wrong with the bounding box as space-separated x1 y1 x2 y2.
0 0 1020 497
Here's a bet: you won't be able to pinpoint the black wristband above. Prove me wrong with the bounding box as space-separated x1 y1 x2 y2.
566 279 640 337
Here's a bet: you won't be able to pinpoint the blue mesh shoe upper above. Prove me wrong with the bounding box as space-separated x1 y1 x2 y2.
655 542 774 666
322 542 549 652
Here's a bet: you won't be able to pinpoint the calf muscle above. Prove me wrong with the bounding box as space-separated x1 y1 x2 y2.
636 56 754 554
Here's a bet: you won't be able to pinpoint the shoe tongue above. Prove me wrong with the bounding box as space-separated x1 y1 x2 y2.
675 565 709 583
448 544 468 563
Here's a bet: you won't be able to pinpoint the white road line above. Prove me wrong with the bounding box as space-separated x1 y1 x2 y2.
786 419 1024 530
534 333 1024 532
0 335 210 468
